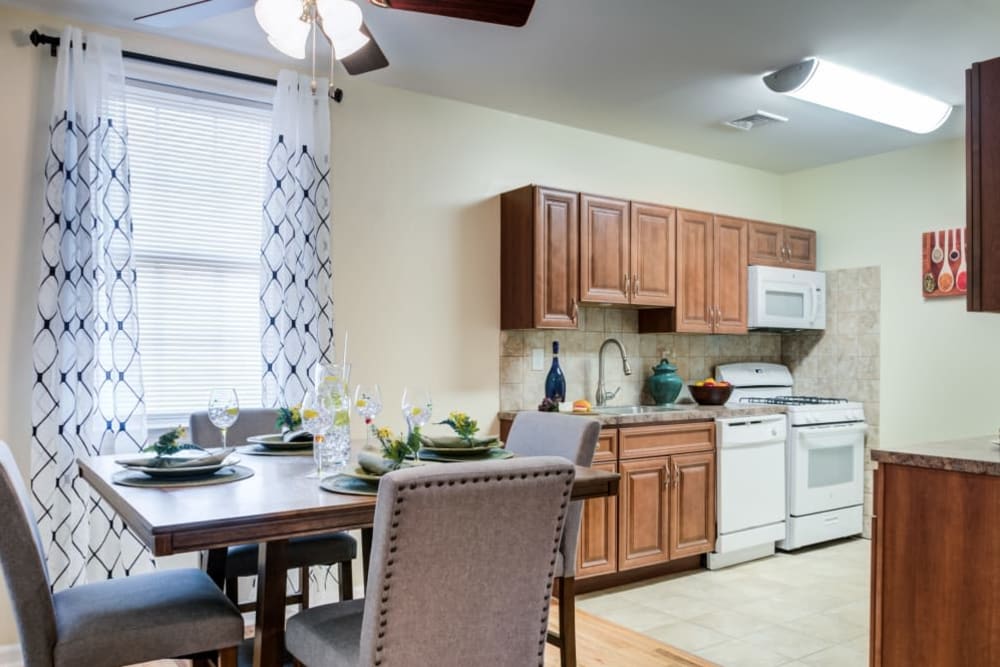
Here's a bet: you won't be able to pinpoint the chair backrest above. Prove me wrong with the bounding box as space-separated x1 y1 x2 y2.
505 412 600 577
188 408 280 447
0 442 57 667
360 457 575 667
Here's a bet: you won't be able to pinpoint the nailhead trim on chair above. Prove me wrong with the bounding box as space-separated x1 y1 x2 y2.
371 470 575 667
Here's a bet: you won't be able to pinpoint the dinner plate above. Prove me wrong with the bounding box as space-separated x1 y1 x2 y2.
245 433 313 450
321 474 378 496
415 448 514 463
344 461 426 482
120 456 240 478
418 444 497 455
420 435 500 450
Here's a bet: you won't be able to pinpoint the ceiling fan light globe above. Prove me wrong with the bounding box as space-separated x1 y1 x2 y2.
266 24 309 59
315 0 364 33
254 0 295 36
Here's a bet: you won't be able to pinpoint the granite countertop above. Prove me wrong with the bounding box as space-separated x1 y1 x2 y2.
498 404 786 426
872 437 1000 476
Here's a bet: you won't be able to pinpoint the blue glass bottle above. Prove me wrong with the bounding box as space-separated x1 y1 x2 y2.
544 341 566 402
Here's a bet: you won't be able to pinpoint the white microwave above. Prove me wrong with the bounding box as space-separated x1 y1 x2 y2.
748 265 826 331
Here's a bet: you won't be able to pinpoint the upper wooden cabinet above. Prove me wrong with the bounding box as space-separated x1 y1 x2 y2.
501 186 580 329
640 210 747 334
968 57 1000 312
748 221 817 270
580 196 677 307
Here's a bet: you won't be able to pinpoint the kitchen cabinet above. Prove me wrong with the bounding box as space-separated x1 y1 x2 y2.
499 417 716 584
748 221 817 270
967 57 1000 312
501 186 580 329
580 196 676 307
870 461 1000 666
617 422 717 572
639 210 747 334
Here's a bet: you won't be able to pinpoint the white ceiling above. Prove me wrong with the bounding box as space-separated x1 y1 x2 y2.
17 0 1000 172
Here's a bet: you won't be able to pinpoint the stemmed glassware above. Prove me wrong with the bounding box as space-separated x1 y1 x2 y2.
207 388 239 448
354 384 383 447
401 387 433 431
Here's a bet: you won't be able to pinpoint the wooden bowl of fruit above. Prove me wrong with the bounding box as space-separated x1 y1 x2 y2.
689 379 733 406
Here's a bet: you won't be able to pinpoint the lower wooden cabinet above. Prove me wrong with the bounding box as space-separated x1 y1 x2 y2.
618 457 671 571
669 451 716 558
576 461 618 578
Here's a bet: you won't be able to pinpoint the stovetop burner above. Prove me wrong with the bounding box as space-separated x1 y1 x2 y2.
740 396 849 406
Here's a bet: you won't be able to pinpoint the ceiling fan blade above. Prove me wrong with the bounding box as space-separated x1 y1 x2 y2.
369 0 535 27
134 0 254 28
340 23 390 75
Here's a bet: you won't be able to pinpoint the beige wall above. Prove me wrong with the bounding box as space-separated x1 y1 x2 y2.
0 3 784 646
782 139 1000 448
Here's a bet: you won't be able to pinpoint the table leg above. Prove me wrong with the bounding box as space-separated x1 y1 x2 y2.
253 539 289 667
361 527 373 591
205 547 228 589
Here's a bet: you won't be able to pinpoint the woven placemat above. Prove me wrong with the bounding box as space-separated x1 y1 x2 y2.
237 444 312 457
112 465 255 488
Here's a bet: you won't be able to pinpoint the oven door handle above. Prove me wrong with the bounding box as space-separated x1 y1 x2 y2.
796 422 867 444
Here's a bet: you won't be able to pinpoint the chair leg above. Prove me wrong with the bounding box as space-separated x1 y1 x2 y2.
299 566 310 610
217 645 239 667
558 576 577 667
224 576 240 608
338 560 354 601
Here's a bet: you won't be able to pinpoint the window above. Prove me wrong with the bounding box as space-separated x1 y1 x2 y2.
125 80 272 426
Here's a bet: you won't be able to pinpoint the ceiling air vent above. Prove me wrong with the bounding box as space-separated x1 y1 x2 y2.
724 110 788 131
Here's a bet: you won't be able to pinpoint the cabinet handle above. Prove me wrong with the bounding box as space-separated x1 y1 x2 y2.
624 273 630 296
571 299 579 325
633 273 639 297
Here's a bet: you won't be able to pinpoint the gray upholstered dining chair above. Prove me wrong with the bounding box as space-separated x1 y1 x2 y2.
505 411 601 667
285 456 576 667
190 409 357 611
0 441 243 667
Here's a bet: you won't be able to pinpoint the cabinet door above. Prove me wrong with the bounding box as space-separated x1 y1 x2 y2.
674 210 714 333
713 216 748 334
630 203 676 306
534 188 579 328
748 221 784 267
668 451 716 559
618 458 670 571
783 227 817 270
576 462 618 579
580 194 630 304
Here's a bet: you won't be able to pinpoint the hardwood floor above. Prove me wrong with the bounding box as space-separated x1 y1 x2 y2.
134 605 715 667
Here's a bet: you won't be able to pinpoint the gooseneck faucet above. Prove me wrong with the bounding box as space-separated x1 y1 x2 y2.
596 338 633 407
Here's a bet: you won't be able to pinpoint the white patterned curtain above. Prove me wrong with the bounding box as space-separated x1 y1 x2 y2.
30 27 151 588
261 70 333 408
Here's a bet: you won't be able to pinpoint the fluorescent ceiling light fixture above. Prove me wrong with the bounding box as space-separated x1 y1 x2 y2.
763 58 953 134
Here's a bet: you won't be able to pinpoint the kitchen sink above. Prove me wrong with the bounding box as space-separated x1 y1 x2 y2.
589 405 682 415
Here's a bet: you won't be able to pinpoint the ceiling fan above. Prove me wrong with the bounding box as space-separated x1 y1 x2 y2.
134 0 536 76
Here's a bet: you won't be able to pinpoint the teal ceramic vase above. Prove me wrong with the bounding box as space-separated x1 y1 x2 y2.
647 358 683 405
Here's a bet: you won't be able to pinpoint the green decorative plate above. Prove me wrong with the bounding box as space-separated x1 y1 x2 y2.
321 474 378 496
245 433 313 450
418 444 496 455
415 448 514 463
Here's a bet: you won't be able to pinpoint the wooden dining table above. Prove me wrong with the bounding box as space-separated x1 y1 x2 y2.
78 450 620 667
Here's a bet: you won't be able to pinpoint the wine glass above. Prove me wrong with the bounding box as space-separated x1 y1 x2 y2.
354 384 383 447
401 387 433 431
302 387 333 478
207 388 239 448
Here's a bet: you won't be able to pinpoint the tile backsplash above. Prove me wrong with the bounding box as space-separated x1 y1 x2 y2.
500 307 782 411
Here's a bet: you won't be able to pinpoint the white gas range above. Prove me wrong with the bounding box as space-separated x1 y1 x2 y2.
717 363 867 551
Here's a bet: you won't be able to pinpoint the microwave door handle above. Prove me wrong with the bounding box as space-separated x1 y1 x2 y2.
810 286 821 324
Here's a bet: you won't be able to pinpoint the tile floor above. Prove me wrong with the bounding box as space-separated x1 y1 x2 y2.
578 538 871 667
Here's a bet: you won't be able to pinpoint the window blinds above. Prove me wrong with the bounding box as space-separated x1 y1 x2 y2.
125 82 271 426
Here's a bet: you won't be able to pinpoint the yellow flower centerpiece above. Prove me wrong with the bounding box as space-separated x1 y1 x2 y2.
357 424 422 476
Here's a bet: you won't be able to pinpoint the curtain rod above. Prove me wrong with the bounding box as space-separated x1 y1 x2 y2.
28 29 343 103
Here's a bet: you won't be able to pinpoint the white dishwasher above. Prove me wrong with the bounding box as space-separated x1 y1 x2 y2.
706 413 787 570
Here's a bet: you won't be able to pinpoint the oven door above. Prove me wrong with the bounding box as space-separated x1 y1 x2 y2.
788 422 866 517
748 266 826 330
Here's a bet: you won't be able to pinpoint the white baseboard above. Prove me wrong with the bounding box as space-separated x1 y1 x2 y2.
0 644 21 667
